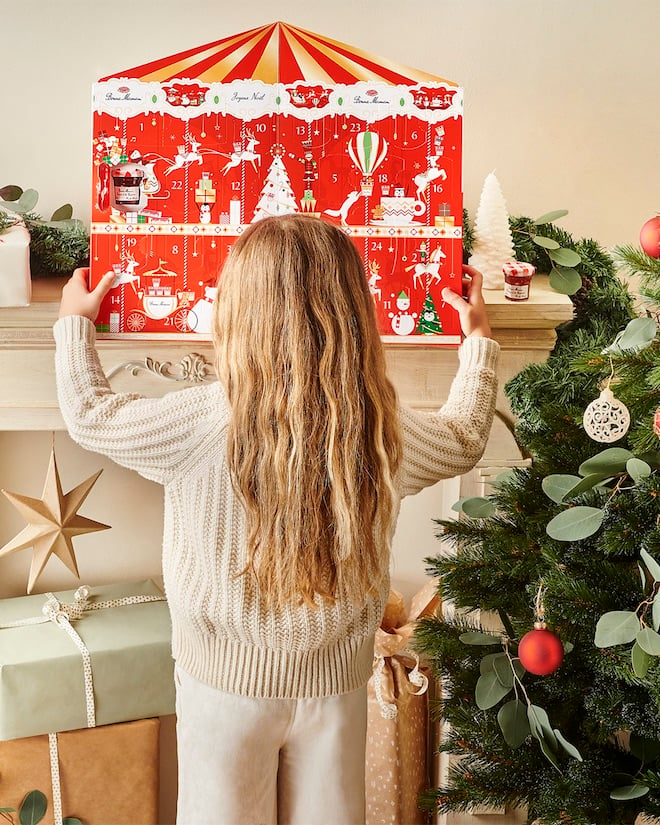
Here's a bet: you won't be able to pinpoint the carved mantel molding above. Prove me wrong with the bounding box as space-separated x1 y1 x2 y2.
105 352 216 383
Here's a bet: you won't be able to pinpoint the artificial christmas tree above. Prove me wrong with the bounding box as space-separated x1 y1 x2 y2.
415 215 660 824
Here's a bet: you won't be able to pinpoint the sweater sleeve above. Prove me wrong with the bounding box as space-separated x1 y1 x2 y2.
398 335 500 497
53 315 227 485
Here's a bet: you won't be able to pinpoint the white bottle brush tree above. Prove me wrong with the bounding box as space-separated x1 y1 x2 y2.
468 172 515 289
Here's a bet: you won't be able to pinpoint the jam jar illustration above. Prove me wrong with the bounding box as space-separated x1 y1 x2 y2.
110 157 147 213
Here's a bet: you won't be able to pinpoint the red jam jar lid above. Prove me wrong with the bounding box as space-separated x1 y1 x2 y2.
503 261 535 278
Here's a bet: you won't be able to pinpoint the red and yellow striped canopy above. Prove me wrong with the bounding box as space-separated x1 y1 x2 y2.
102 22 455 87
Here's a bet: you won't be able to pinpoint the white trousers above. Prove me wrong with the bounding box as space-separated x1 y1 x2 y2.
175 665 368 825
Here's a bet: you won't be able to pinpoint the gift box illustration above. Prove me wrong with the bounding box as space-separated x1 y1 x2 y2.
91 22 463 342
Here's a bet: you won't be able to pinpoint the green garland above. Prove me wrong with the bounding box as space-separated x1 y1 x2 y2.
0 186 89 278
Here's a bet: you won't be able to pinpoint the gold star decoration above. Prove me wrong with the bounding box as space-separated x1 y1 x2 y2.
0 446 110 593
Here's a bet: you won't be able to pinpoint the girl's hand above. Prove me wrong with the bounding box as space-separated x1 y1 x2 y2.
58 268 115 321
441 265 493 339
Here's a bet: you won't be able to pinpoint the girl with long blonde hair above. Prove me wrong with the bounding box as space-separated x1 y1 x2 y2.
55 214 499 825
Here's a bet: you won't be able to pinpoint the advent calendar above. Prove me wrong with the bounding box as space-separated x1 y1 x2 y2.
91 22 463 342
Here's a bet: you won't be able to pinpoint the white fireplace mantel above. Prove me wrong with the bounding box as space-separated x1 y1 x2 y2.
0 275 572 441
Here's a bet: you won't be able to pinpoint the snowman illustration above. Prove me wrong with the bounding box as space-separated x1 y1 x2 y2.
389 290 418 336
187 281 218 334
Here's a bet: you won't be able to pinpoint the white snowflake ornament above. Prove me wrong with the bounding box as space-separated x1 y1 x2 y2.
583 386 630 443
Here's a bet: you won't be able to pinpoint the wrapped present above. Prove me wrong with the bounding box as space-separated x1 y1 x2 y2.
0 580 174 741
0 221 31 307
366 582 439 825
0 718 159 825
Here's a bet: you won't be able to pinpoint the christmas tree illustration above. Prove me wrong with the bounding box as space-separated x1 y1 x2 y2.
252 155 299 222
416 293 443 334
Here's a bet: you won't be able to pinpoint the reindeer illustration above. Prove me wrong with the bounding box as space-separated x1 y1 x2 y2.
144 136 223 177
108 253 141 289
221 130 261 175
406 246 446 289
367 260 382 301
413 158 448 204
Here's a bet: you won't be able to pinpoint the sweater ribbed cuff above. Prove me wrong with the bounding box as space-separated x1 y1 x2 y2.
53 315 97 346
458 336 500 372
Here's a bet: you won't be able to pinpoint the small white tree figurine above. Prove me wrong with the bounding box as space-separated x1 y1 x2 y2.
468 172 515 289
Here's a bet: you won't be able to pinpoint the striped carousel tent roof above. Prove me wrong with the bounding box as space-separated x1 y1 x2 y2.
101 22 455 86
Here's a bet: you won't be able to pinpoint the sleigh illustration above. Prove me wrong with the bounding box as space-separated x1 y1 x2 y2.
124 261 196 333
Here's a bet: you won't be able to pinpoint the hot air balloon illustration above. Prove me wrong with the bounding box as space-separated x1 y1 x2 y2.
347 130 388 196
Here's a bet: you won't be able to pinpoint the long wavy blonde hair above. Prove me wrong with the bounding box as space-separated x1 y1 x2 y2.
213 215 401 608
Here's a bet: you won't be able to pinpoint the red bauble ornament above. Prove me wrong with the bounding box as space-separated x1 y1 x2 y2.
518 625 564 676
654 407 660 439
640 216 660 259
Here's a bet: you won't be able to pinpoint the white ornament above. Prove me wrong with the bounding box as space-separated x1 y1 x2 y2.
468 172 515 290
583 387 630 443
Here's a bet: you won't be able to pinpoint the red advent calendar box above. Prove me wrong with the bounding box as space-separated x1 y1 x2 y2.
91 22 463 343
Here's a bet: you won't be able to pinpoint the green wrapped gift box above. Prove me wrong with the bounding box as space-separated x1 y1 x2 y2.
0 580 174 741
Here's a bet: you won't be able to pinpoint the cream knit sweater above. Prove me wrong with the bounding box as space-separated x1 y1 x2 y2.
54 315 499 699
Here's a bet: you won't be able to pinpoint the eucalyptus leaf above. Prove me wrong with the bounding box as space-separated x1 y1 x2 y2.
641 548 660 583
653 593 660 633
493 653 515 687
541 474 581 504
594 611 640 647
459 632 502 646
13 188 39 214
534 209 569 225
632 641 653 678
565 473 609 498
548 247 581 268
480 652 504 675
488 469 517 488
610 784 650 800
638 563 647 590
527 705 558 751
604 317 657 354
549 266 582 295
497 699 531 748
0 185 23 202
19 790 47 825
532 235 560 250
546 506 604 541
451 497 470 512
475 670 512 709
538 734 562 772
629 733 660 764
627 458 652 483
579 448 633 477
553 728 583 761
0 809 16 814
62 819 84 825
636 627 660 656
50 204 73 222
461 497 496 518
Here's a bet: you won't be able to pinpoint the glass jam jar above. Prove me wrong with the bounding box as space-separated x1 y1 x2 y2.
502 261 535 301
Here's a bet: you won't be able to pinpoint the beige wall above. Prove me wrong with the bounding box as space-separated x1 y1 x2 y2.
3 0 659 249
